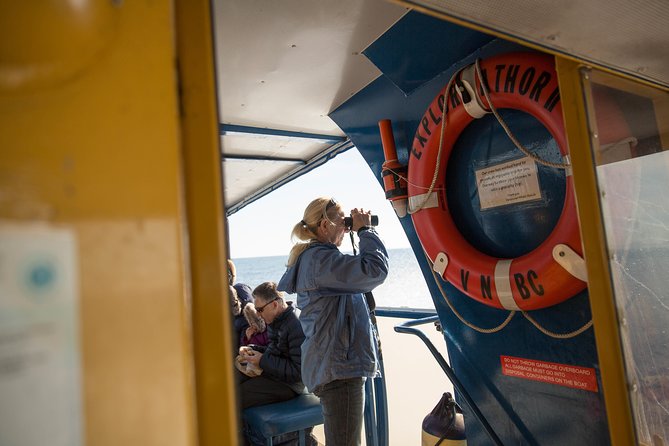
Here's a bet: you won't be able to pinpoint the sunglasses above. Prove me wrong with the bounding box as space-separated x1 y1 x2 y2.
255 297 278 314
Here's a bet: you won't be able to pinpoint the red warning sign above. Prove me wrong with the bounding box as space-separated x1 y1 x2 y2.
501 355 599 392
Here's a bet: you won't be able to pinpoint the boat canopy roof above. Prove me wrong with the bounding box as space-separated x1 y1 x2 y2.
214 0 408 215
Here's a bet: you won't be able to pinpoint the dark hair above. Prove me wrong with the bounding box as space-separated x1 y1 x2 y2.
230 285 241 316
253 281 284 304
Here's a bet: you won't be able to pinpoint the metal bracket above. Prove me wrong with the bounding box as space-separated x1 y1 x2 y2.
457 64 489 119
433 252 449 276
552 244 588 282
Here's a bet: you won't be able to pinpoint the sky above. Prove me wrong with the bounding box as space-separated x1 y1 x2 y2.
226 149 411 259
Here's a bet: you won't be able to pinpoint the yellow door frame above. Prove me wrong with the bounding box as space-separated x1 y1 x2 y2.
0 1 240 445
175 0 240 445
555 57 636 446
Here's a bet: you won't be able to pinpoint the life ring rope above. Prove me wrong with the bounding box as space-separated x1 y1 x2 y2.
472 59 571 170
521 311 593 339
405 57 572 217
381 166 445 192
406 74 456 215
427 251 594 338
381 57 577 192
428 254 516 334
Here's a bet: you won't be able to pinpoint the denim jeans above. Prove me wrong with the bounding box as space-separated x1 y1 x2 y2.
314 377 366 446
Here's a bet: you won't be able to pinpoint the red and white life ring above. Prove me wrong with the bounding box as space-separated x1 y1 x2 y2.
408 52 585 311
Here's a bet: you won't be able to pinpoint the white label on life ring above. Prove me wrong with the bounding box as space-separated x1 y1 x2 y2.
563 155 573 177
408 192 439 213
494 260 521 310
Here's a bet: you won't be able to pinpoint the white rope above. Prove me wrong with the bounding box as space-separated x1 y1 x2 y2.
426 251 516 334
403 59 570 217
521 311 593 339
473 59 571 170
406 76 456 214
381 166 445 192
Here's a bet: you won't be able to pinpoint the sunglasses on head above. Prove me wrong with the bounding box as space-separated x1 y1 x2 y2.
323 198 342 223
255 297 278 313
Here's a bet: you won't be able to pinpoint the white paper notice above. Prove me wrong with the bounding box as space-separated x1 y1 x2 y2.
476 157 542 209
0 223 83 446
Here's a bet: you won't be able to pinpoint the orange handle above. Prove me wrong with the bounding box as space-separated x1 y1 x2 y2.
378 119 398 162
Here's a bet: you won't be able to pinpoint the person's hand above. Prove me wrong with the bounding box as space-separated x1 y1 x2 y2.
349 207 372 232
245 326 257 339
242 349 263 367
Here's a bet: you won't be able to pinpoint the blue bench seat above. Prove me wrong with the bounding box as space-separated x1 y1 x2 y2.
242 393 324 446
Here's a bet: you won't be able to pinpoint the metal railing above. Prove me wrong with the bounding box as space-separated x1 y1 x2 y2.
394 315 504 446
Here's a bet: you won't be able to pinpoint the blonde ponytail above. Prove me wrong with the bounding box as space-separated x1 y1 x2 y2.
286 196 342 266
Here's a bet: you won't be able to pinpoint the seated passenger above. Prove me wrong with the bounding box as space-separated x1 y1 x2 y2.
238 281 305 409
230 285 242 321
228 259 254 347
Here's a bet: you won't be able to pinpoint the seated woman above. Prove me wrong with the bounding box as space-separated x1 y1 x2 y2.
238 281 305 409
228 259 254 348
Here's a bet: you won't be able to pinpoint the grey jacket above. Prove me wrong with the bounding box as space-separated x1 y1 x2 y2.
277 228 389 392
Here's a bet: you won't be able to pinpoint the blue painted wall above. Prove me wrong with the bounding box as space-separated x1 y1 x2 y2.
330 11 608 445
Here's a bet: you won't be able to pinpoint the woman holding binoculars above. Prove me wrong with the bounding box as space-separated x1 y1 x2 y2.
278 197 389 446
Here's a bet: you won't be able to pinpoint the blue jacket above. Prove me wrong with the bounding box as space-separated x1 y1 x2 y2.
277 228 389 392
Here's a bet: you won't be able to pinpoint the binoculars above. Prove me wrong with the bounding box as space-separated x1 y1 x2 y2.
344 215 379 229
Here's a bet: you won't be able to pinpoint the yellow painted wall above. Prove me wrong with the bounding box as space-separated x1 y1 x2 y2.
0 2 204 445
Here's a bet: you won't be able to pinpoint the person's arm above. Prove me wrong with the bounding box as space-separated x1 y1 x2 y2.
313 232 389 294
240 325 261 346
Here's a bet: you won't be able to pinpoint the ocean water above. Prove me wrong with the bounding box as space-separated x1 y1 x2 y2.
233 247 434 309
